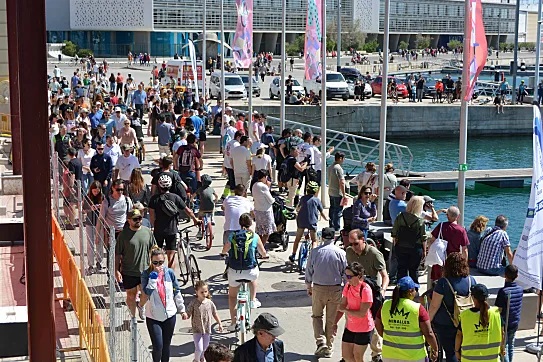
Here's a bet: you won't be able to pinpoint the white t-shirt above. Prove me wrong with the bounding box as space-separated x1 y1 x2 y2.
248 120 258 143
104 143 122 167
298 142 313 163
223 139 240 169
172 139 187 153
311 145 331 171
77 148 96 175
225 126 237 141
252 154 272 172
111 113 128 132
231 145 252 175
222 115 235 136
115 154 140 181
251 182 275 212
353 171 378 193
223 196 254 231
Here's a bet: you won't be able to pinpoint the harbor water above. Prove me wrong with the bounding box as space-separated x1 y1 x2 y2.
393 136 531 249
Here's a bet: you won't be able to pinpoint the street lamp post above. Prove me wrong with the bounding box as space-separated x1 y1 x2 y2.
497 13 500 59
337 0 341 71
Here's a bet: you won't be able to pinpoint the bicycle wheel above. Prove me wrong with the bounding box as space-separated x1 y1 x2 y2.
198 220 205 240
298 242 308 272
238 303 247 344
188 254 201 290
205 220 213 250
177 241 189 285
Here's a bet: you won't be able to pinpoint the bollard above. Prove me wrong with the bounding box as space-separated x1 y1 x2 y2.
131 317 138 361
108 226 117 362
77 180 86 280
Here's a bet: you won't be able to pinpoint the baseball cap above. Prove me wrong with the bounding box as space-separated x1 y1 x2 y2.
257 143 268 149
127 209 142 219
114 106 122 112
398 276 420 291
80 108 88 113
423 196 435 203
321 227 335 240
121 144 133 151
253 110 259 114
471 284 489 300
225 106 233 111
133 202 146 211
252 313 285 337
95 101 102 105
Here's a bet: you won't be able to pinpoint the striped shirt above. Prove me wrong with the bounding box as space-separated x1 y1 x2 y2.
476 227 510 270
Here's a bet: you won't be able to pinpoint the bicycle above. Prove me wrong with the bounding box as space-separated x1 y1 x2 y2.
198 212 214 250
297 231 312 273
134 140 144 163
234 278 252 344
177 224 202 289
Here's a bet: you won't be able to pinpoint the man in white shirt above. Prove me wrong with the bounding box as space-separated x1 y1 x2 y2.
220 184 255 255
111 107 128 132
104 135 122 167
222 131 243 199
172 130 187 154
231 136 253 194
114 144 141 181
311 136 333 186
53 65 62 79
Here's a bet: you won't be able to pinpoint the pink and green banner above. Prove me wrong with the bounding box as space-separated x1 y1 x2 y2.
233 0 253 69
304 0 322 80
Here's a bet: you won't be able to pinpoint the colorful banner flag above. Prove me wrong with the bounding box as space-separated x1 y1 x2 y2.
304 0 322 80
233 0 253 68
514 106 543 290
188 40 200 103
464 0 487 101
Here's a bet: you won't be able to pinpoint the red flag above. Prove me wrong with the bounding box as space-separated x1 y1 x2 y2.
465 0 487 101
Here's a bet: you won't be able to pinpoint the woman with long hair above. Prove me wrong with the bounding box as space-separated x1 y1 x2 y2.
455 284 504 362
466 215 490 267
391 196 427 284
333 262 375 362
429 253 476 362
376 276 438 362
353 162 378 194
250 145 273 190
128 168 151 212
351 185 377 238
141 247 187 362
77 138 96 193
84 181 103 274
251 170 276 246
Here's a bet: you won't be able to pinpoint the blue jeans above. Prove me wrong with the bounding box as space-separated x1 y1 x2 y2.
478 266 505 276
180 171 197 194
329 196 343 231
435 324 458 362
504 325 518 362
146 315 176 362
81 173 93 194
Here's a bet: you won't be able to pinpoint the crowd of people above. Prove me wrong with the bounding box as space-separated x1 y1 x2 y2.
48 65 526 362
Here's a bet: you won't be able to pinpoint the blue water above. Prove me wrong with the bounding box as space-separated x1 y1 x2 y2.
390 136 531 249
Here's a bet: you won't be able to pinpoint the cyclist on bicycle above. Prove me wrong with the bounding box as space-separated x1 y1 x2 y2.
224 213 268 331
127 107 146 161
288 181 328 264
148 174 199 271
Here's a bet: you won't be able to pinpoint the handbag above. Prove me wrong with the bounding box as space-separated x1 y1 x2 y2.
442 277 474 327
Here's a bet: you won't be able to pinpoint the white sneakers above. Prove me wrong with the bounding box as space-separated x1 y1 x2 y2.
250 298 261 309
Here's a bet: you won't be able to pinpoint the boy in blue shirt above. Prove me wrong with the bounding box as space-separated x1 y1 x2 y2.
495 265 524 362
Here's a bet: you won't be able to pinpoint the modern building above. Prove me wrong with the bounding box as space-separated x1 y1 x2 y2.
45 0 518 57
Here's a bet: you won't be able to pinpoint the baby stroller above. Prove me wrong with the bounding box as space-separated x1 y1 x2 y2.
268 193 296 251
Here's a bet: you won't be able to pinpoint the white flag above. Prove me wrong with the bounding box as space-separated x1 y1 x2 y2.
514 105 543 290
188 39 200 103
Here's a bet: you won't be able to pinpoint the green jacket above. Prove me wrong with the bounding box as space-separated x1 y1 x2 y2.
391 212 427 246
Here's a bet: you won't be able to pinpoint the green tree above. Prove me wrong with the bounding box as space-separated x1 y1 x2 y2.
414 34 431 50
447 40 462 51
326 20 367 51
286 34 305 56
62 41 78 57
363 40 379 53
398 41 409 51
77 49 93 58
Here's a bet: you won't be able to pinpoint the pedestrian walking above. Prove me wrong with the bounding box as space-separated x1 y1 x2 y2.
141 247 187 362
305 227 347 357
83 181 103 275
327 152 347 231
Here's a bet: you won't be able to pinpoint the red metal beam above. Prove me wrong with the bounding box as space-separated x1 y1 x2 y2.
5 0 22 175
7 0 57 359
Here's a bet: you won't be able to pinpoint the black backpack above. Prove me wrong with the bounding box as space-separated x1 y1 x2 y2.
279 156 297 183
349 277 384 319
396 212 420 248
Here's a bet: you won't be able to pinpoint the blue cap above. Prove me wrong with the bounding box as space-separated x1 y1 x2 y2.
398 276 420 291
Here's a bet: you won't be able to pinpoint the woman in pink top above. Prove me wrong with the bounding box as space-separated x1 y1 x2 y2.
117 119 138 147
333 262 374 362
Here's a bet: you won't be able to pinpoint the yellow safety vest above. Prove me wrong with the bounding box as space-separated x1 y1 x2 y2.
460 307 502 362
381 298 427 361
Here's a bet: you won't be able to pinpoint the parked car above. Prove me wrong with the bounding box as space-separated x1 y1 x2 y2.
269 77 305 99
343 74 372 98
209 71 247 100
239 74 261 97
370 76 408 98
339 67 362 78
303 71 349 101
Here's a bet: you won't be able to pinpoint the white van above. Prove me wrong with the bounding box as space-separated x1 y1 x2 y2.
303 71 350 101
209 72 247 100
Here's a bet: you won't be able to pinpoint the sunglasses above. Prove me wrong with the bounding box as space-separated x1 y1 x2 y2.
132 217 142 222
115 188 125 192
346 274 359 280
124 123 130 125
97 148 104 150
364 192 371 195
152 260 165 266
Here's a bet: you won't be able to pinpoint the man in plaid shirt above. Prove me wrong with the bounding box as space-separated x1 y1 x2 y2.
476 215 514 276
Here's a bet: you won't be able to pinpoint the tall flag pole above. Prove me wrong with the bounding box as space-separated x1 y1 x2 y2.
458 0 487 226
188 39 200 103
202 0 207 99
233 0 253 114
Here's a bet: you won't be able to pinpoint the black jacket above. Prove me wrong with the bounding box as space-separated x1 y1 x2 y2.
89 152 112 183
233 338 284 362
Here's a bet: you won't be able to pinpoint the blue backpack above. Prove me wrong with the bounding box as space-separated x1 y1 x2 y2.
228 230 257 271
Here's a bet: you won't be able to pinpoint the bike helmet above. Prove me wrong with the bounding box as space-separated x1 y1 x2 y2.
157 174 173 190
201 174 212 187
306 181 319 193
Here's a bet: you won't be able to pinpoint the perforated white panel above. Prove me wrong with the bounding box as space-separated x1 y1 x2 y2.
352 0 379 33
70 0 153 30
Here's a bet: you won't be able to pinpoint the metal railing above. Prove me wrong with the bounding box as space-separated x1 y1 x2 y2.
51 153 153 362
233 108 414 176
